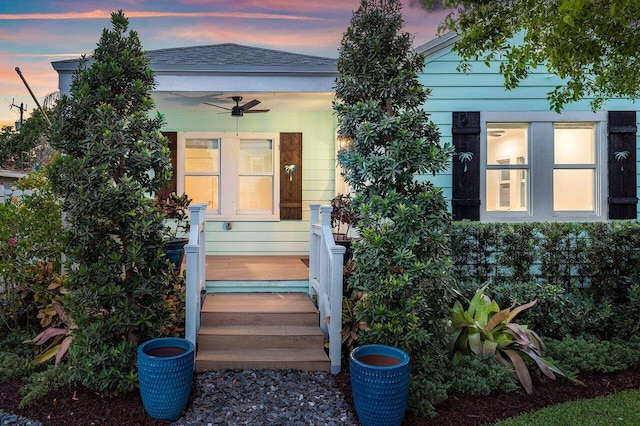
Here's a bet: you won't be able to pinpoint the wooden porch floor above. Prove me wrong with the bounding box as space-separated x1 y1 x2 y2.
205 255 309 281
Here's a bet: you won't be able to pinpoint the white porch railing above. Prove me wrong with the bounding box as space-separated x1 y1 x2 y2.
309 204 345 374
185 203 207 346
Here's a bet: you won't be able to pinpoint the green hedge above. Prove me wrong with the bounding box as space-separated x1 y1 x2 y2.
450 221 640 340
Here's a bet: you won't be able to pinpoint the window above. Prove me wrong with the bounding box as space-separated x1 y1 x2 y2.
487 123 528 211
177 132 279 220
482 112 606 221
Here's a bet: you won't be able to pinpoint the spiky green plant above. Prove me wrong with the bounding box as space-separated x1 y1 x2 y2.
448 285 581 394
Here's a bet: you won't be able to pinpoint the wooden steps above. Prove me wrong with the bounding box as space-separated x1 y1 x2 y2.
195 293 329 372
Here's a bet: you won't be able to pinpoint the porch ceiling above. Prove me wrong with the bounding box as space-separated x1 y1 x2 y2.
153 91 334 113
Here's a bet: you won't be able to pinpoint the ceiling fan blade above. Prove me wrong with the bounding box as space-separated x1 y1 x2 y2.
241 99 261 111
244 109 270 113
203 101 232 111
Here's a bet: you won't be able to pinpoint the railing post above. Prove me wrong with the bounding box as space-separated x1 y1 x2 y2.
329 244 344 374
185 203 206 347
308 204 345 374
309 204 320 295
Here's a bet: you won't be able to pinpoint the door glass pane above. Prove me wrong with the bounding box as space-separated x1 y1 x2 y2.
554 123 595 164
238 176 273 211
553 169 594 211
185 175 219 210
239 139 273 173
185 139 219 172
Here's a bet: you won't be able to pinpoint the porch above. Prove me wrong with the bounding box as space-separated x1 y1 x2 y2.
186 204 345 374
204 255 309 293
195 256 327 372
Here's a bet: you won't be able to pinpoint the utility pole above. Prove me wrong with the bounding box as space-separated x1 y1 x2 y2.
15 67 51 126
10 99 26 130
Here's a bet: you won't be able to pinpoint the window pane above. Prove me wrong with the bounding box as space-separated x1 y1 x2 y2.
185 175 219 210
185 139 219 172
554 169 594 211
486 169 527 211
554 123 595 164
239 139 273 173
238 176 273 211
487 123 528 165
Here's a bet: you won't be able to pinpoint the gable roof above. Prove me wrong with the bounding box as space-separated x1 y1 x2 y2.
414 32 459 60
52 43 337 75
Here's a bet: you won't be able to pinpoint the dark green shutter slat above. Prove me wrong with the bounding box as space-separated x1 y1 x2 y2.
608 111 637 220
452 112 481 221
280 133 303 220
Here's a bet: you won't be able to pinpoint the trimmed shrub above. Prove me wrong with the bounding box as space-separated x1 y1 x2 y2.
450 221 640 340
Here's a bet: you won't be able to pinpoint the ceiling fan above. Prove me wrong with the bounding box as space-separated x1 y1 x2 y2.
203 96 270 117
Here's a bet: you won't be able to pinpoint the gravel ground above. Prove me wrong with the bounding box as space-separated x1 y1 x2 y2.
0 410 43 426
172 369 358 426
0 369 357 426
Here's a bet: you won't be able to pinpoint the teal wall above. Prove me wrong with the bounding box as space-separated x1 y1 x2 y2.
159 108 338 256
155 43 640 256
418 45 640 213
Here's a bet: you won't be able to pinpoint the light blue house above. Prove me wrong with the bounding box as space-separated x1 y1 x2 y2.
52 34 639 257
417 33 638 223
51 34 639 372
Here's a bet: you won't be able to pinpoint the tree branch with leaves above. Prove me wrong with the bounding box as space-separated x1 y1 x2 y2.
420 0 640 112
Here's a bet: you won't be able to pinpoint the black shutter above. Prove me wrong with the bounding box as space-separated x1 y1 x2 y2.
608 111 637 219
452 112 481 221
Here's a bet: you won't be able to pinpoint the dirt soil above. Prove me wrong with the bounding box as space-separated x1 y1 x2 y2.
1 366 639 426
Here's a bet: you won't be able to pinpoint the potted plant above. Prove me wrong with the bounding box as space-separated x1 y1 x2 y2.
330 193 358 264
137 337 195 421
155 192 192 270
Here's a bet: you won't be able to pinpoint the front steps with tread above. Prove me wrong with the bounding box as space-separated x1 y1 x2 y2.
195 293 329 372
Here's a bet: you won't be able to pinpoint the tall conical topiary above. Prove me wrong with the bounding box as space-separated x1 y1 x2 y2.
334 0 454 417
48 11 173 394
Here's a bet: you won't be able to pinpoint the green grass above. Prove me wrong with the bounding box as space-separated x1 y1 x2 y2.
492 390 640 425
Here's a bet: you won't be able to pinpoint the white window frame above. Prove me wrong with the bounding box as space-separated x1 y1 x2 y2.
480 111 608 222
177 131 280 221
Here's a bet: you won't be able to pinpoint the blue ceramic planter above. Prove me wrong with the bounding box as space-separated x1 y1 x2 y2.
164 237 188 271
350 344 411 426
137 337 194 421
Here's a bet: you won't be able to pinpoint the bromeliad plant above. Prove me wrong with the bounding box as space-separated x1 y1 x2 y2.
448 285 580 394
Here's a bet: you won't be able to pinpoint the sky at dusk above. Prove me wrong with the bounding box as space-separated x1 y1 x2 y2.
0 0 449 127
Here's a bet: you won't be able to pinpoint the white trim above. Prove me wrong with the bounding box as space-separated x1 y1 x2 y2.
480 111 608 222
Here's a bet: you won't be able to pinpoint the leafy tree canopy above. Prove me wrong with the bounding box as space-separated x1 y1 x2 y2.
420 0 640 112
0 108 51 169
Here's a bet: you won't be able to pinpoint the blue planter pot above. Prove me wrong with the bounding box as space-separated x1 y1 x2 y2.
164 237 188 271
137 337 195 421
350 344 411 426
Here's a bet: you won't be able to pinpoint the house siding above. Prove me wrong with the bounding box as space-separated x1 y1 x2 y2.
418 43 640 218
158 109 337 255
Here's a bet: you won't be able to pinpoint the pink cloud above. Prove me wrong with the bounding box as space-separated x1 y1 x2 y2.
162 23 342 52
0 9 325 21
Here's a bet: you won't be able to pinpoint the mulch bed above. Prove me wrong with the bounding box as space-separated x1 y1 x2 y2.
1 366 639 426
